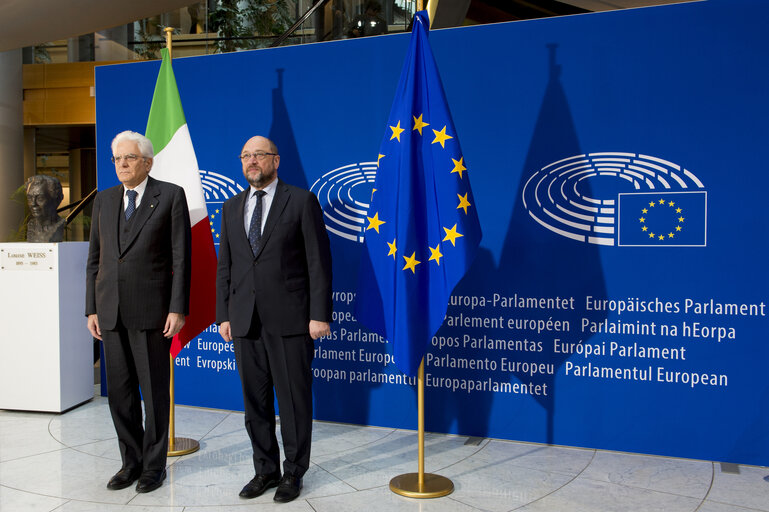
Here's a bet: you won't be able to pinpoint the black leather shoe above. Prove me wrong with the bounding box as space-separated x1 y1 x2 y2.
239 471 282 499
273 474 302 503
106 467 141 490
135 469 166 493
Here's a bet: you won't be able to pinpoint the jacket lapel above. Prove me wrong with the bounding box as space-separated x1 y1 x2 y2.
120 177 160 256
255 179 288 259
232 190 252 256
105 186 123 256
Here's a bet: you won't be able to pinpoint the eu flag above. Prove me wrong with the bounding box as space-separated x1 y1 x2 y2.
618 191 707 246
355 11 482 377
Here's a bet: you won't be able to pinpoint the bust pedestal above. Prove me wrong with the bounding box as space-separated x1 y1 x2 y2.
0 242 92 412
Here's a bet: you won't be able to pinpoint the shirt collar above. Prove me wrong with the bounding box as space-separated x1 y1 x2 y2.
250 177 277 198
124 176 149 196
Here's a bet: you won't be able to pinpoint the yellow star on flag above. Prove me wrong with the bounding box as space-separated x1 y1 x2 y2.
451 157 466 179
366 212 385 233
387 238 397 259
429 244 443 265
377 154 385 166
432 126 453 148
403 252 421 273
457 193 471 214
390 121 405 142
413 114 429 135
443 224 463 246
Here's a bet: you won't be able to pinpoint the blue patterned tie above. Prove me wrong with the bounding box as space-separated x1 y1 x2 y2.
125 190 137 220
248 190 266 255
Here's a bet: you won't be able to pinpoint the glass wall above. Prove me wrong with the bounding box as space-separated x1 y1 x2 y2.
17 1 415 242
24 1 417 64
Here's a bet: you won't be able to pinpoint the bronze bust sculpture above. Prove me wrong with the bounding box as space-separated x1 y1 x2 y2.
26 175 67 243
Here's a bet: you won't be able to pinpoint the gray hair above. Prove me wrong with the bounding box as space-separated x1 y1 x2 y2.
111 130 155 159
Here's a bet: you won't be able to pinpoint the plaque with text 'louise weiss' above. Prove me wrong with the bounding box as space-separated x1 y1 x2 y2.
0 248 56 271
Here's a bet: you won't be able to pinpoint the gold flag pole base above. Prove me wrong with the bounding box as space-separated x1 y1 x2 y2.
167 352 200 457
389 473 454 498
389 360 454 499
168 437 200 457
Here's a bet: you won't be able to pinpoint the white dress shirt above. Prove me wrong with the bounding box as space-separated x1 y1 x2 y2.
243 178 278 235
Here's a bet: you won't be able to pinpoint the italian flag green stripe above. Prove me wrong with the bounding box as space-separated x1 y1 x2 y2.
145 48 186 155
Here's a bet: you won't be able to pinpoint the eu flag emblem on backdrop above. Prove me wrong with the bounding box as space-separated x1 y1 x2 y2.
618 191 707 246
354 11 482 377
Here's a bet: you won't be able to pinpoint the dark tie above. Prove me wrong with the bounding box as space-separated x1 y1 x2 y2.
125 190 137 220
248 190 266 255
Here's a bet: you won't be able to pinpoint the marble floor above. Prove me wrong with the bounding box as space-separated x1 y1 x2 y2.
1 389 768 512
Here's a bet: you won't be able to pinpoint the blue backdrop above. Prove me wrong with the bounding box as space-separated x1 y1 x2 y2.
95 0 769 466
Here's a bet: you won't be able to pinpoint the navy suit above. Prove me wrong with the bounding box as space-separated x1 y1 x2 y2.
86 176 191 472
216 178 332 477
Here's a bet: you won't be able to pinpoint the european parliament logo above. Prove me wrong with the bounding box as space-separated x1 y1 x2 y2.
522 152 707 247
310 162 377 243
200 169 245 246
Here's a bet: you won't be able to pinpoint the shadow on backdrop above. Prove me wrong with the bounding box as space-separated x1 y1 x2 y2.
427 44 609 444
270 68 309 192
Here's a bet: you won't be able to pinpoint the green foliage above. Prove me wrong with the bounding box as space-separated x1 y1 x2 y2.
5 184 92 242
34 43 52 64
208 0 292 53
7 184 28 242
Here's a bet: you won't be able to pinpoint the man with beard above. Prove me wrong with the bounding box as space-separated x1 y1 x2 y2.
216 135 332 503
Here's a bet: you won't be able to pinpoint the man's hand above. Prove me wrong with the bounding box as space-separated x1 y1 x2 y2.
163 312 186 338
309 320 331 340
87 314 102 341
219 321 233 342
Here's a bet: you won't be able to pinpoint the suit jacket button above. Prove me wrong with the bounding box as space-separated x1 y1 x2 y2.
118 258 123 263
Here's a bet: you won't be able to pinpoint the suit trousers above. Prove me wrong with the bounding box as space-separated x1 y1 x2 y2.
102 318 171 472
233 330 315 477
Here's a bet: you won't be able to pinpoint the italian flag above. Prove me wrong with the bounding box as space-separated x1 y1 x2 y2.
145 48 216 358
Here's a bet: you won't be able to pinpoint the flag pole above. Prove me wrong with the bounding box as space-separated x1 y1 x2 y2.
387 2 451 498
164 27 174 59
416 0 441 28
163 26 199 457
389 358 454 498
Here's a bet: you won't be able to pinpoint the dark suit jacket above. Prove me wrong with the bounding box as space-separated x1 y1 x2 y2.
85 176 191 331
216 178 332 337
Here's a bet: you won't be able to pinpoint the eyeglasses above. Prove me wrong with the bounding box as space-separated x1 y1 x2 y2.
112 154 143 164
240 151 277 161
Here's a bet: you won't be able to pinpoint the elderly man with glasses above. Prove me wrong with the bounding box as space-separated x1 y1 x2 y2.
216 135 332 503
85 130 191 494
